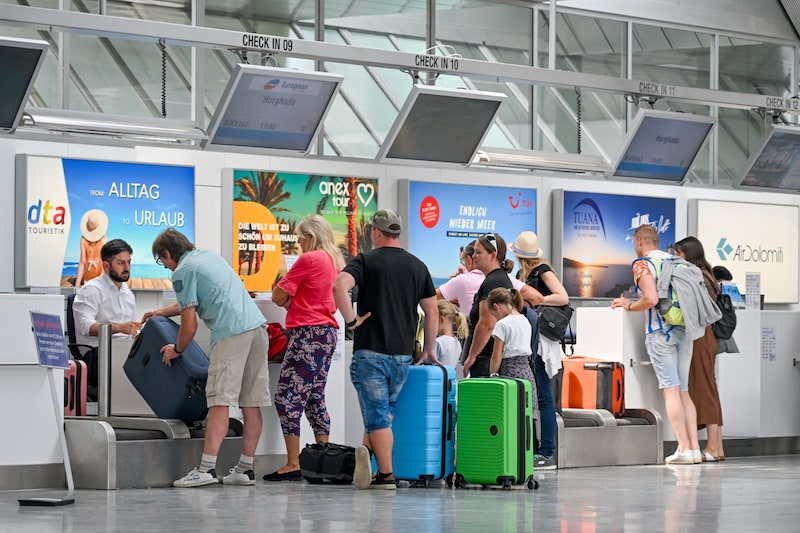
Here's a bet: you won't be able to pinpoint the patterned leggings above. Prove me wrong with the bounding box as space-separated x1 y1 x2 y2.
274 325 337 437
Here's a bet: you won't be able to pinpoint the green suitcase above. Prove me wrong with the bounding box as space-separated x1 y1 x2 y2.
454 377 538 490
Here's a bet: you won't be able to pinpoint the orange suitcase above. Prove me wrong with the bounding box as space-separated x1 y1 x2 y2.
555 355 625 417
64 359 88 416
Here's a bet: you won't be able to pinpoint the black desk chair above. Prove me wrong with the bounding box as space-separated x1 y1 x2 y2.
66 293 99 401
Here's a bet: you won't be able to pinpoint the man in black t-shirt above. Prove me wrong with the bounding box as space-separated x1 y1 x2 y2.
333 209 438 490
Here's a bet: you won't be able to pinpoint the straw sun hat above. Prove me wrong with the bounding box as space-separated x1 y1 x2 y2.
510 231 543 259
80 209 109 242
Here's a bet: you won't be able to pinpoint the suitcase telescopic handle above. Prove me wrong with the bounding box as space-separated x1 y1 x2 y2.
582 362 612 371
525 416 532 449
446 404 454 440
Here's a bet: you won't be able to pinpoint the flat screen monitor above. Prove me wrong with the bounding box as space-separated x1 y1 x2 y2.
608 109 716 184
376 85 506 166
0 37 48 135
735 125 800 191
204 65 343 153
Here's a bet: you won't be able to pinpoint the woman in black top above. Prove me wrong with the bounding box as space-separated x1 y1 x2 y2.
463 233 542 377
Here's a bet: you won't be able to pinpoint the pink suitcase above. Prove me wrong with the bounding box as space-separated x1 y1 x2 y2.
64 359 88 416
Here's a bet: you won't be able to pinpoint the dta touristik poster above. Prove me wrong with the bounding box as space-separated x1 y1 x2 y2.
16 155 195 290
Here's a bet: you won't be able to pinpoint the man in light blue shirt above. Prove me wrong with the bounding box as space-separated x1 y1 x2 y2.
146 229 268 488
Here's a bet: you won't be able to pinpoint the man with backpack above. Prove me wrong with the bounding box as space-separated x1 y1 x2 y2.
611 224 701 465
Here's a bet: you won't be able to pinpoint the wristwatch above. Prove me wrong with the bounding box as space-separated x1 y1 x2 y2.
346 317 357 328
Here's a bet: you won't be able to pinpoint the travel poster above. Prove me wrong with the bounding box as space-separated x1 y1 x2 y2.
560 190 675 298
403 180 536 286
16 155 195 290
232 170 378 292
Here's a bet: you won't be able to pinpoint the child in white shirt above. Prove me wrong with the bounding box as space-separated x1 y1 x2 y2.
435 299 467 368
486 287 536 384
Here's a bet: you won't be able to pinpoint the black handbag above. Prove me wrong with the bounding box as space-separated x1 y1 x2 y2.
299 442 356 484
536 304 574 342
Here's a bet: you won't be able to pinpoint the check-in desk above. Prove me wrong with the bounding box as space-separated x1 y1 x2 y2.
717 310 800 438
574 307 800 446
558 307 663 466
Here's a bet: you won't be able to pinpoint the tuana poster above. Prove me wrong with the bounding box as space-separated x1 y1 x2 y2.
401 180 537 286
560 190 675 298
232 170 378 292
16 155 195 290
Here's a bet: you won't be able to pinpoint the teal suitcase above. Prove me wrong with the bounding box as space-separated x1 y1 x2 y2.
454 377 538 490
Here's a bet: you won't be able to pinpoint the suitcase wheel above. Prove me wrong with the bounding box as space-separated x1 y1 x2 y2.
527 478 539 490
445 474 454 488
453 473 465 489
501 478 512 490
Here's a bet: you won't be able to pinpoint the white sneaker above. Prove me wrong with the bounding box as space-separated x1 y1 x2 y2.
665 449 695 465
353 446 372 490
173 467 219 487
222 467 255 486
691 449 702 464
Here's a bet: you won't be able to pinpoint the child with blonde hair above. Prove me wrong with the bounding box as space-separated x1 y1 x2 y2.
435 300 468 368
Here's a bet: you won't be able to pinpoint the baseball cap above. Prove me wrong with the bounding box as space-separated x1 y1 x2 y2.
368 209 402 235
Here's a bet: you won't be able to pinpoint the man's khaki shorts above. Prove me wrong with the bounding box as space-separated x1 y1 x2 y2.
205 326 271 408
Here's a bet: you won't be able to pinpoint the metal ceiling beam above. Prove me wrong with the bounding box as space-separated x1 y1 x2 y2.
1 3 797 113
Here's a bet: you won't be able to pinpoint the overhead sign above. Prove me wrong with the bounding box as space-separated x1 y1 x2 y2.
690 200 799 303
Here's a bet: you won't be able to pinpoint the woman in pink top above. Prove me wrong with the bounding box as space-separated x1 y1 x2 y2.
266 214 345 481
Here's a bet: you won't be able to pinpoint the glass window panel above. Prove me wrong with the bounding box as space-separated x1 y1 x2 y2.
537 9 549 69
206 1 312 24
323 97 378 158
535 87 622 159
632 24 711 89
69 34 153 116
392 36 429 55
346 31 411 106
556 13 626 77
718 38 793 96
1 0 58 7
437 4 531 66
717 108 767 186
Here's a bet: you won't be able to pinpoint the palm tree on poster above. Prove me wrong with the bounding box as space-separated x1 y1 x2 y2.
234 170 291 213
305 175 372 260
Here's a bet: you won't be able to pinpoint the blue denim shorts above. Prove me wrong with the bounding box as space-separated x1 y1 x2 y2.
350 350 412 432
645 327 692 391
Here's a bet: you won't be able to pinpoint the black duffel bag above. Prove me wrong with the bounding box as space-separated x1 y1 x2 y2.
299 442 356 484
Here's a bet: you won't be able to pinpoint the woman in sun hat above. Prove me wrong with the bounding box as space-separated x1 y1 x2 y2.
510 230 569 470
75 209 108 286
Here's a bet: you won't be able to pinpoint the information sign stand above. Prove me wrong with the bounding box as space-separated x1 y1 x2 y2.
18 312 75 507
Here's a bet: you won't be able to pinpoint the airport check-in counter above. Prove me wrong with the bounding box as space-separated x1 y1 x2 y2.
573 307 800 443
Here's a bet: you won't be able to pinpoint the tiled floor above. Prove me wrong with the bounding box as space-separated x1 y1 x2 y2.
3 456 799 532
